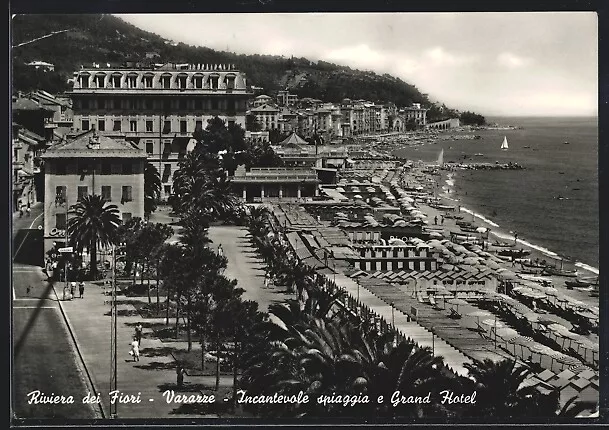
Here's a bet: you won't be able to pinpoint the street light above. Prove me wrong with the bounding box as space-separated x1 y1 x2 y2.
110 244 118 418
431 327 435 355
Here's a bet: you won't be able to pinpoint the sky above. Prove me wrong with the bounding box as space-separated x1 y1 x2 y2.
117 13 598 117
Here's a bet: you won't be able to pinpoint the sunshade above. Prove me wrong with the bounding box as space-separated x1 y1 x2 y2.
482 319 505 329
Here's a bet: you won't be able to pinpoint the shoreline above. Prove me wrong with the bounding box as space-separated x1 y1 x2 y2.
437 171 599 277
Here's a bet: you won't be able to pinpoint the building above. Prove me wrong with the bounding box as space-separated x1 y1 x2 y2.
252 94 274 107
12 123 44 210
41 130 146 253
249 104 280 131
27 90 74 133
27 61 55 72
402 103 428 127
231 165 319 202
68 63 251 200
277 90 298 107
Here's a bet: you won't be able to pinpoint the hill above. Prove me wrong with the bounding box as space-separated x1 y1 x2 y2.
11 14 478 123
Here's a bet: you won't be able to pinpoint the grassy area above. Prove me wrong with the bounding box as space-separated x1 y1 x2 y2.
13 308 97 419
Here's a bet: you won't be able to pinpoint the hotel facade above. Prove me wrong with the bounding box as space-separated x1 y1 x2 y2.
68 63 252 200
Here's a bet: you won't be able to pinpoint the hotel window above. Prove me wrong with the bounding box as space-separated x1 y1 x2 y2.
193 75 203 89
146 120 154 132
127 75 137 88
162 100 171 113
144 99 152 110
210 76 219 89
144 75 153 88
112 74 121 88
121 186 133 203
178 99 187 110
101 162 111 174
113 120 121 132
164 185 171 195
55 213 67 229
95 74 105 88
122 213 132 223
180 120 187 133
123 162 133 175
82 99 89 109
77 186 88 202
98 119 105 131
161 75 171 89
127 98 136 110
101 186 112 202
163 120 171 134
146 142 154 154
194 99 203 110
164 164 172 178
130 120 137 132
226 75 236 89
163 142 171 153
81 119 90 131
178 75 187 89
105 99 114 110
195 120 203 131
55 186 67 204
79 74 89 88
211 99 219 110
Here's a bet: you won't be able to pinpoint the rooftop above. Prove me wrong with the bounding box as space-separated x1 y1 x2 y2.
42 129 147 159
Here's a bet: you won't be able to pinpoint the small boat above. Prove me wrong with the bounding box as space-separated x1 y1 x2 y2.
543 266 577 277
492 240 515 248
564 141 570 145
498 248 531 258
474 153 484 157
500 136 509 150
523 145 531 149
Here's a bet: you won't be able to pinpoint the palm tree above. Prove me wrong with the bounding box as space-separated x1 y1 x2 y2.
144 162 161 218
68 194 121 279
463 358 540 417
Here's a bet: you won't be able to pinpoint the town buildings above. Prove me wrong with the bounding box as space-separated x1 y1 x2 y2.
41 130 146 253
27 60 55 72
68 63 251 200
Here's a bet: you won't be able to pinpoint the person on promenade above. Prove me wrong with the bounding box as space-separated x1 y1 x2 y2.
26 206 31 217
135 323 143 346
441 216 444 225
26 285 31 296
434 216 438 225
79 281 85 298
176 364 185 388
70 281 76 298
217 244 224 257
130 337 140 362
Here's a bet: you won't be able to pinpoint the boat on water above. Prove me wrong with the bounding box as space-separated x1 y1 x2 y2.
474 153 484 157
564 141 570 145
498 248 531 258
523 145 531 149
500 136 509 150
492 240 515 248
543 266 577 277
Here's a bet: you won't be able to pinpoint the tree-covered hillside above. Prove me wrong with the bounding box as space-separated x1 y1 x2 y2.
11 14 483 123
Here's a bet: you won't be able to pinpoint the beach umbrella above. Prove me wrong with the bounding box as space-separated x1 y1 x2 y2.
482 319 505 329
447 298 468 312
496 327 519 340
468 310 492 318
476 227 488 233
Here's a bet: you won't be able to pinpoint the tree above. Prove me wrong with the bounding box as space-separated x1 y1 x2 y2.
462 359 541 418
135 222 173 302
68 195 121 279
144 163 161 218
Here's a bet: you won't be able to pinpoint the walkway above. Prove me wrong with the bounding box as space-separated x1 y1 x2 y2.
209 226 292 312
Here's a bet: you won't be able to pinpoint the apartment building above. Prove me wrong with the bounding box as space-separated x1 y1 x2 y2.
68 63 251 199
41 130 146 253
249 104 281 131
277 90 298 107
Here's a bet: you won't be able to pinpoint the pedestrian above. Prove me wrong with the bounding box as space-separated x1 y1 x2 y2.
19 208 23 218
441 216 444 225
130 337 140 362
176 364 185 388
217 244 223 257
26 285 31 296
434 216 438 225
26 207 31 217
135 322 143 346
79 281 85 298
70 281 76 299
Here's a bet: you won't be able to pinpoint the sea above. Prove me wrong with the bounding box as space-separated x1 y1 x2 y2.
393 116 599 272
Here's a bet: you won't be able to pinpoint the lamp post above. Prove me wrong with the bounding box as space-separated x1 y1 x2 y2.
391 302 395 328
110 244 118 418
431 326 435 355
63 196 69 300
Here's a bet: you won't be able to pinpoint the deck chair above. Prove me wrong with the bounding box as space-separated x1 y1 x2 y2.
428 295 442 310
449 308 462 319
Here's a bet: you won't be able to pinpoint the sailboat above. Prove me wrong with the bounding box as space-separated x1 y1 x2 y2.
437 148 444 166
500 136 509 150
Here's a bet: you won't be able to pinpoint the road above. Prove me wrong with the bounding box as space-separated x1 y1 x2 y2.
12 203 97 419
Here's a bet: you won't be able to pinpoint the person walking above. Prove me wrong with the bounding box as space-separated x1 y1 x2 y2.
434 216 438 225
79 281 85 298
217 244 224 258
130 337 140 362
26 285 31 296
135 323 143 347
176 364 185 388
26 206 31 217
441 216 444 225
